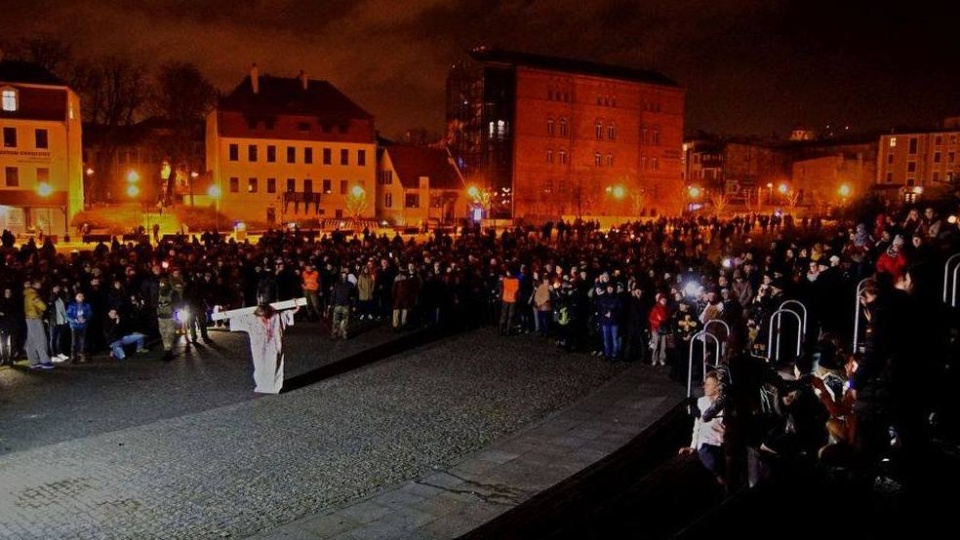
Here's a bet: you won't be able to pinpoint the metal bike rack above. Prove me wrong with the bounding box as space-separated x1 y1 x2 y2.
779 299 808 337
767 308 801 363
687 330 721 398
702 319 731 359
852 277 870 353
944 253 960 307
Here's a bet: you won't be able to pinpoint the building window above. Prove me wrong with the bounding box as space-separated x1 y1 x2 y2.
546 149 553 164
606 154 614 167
266 178 276 193
248 177 258 193
287 146 296 163
559 149 567 164
652 158 659 170
304 147 313 164
405 193 419 208
950 152 956 163
358 149 366 166
35 129 48 149
607 124 616 140
304 179 313 193
907 178 915 186
908 138 918 154
885 172 893 184
229 144 239 161
323 179 332 194
907 161 917 172
1 87 17 111
287 178 296 192
248 145 258 162
266 208 276 224
653 128 660 145
266 145 276 163
340 149 349 165
385 192 393 208
323 148 332 165
889 137 897 148
887 153 894 164
935 135 942 146
933 172 940 182
559 118 568 137
4 166 18 187
594 152 602 166
229 177 239 193
934 152 941 163
547 118 554 136
340 179 348 194
335 209 343 219
642 126 648 144
37 167 49 183
379 170 393 184
3 127 16 148
595 120 603 140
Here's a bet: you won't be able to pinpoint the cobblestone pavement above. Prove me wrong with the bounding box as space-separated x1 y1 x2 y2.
0 322 679 539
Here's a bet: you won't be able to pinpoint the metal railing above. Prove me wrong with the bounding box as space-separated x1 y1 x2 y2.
687 330 721 398
702 319 731 360
944 253 960 308
767 308 802 363
852 277 871 353
779 299 808 337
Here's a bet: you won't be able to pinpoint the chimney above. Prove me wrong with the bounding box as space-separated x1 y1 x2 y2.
299 70 308 90
250 63 259 94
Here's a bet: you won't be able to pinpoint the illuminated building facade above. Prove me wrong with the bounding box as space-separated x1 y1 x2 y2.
0 59 83 238
446 47 685 221
877 126 960 203
376 145 464 227
207 66 376 228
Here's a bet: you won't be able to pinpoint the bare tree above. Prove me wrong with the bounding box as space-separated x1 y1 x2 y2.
72 57 148 202
12 35 73 78
710 192 730 217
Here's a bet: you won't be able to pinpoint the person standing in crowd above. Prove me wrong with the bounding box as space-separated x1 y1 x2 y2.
103 307 149 360
329 268 355 339
156 273 181 361
532 274 554 337
0 286 21 365
356 263 376 321
648 293 671 366
596 281 623 361
47 283 70 363
183 272 212 344
66 291 93 364
229 303 297 394
300 263 322 322
498 267 520 336
23 280 54 370
680 370 726 485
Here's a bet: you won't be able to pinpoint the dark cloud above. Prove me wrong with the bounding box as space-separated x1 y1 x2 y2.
2 0 956 138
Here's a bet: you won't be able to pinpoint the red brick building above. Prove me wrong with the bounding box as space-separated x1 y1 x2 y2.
447 47 685 222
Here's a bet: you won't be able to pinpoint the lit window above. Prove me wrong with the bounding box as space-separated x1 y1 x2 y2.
547 118 555 136
595 120 603 140
559 118 568 137
889 137 897 148
248 177 258 193
1 88 17 112
385 192 393 208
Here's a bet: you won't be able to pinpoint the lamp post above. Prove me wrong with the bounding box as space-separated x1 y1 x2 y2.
208 185 222 233
347 185 367 222
37 182 68 240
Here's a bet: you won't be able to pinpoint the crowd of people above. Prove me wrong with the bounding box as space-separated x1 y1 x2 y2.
1 203 959 493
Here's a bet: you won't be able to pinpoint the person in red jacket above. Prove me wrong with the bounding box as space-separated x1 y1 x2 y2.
875 234 908 284
648 293 671 366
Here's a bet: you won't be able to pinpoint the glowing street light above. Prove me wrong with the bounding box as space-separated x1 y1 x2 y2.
838 184 851 198
687 186 702 199
606 185 626 199
85 167 94 177
126 184 140 198
207 185 221 198
777 183 789 195
37 182 53 197
351 185 365 198
126 170 140 183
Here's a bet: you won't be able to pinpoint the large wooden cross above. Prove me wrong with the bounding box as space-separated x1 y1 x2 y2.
210 297 307 322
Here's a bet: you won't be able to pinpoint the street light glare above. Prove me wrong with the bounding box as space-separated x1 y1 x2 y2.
838 184 851 197
126 184 140 198
777 183 788 194
37 182 53 197
208 185 222 198
351 185 365 197
467 186 479 198
611 185 625 199
688 186 701 199
126 170 140 183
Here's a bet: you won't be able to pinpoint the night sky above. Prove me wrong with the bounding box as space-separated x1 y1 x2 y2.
2 0 956 139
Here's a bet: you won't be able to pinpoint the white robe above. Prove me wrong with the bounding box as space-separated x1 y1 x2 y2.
230 310 295 394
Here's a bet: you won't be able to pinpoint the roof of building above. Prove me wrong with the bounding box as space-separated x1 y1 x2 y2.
468 46 679 87
0 60 65 86
218 74 373 120
387 146 464 190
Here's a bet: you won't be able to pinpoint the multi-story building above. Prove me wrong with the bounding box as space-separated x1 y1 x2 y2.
0 59 83 238
876 126 960 204
206 66 376 227
376 145 464 227
446 47 685 221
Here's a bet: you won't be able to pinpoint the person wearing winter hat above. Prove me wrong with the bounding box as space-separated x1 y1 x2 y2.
875 234 907 283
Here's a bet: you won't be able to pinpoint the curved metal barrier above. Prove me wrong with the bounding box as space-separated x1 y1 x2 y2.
779 299 807 337
686 331 721 398
852 277 871 353
944 253 960 308
767 308 801 363
702 319 731 359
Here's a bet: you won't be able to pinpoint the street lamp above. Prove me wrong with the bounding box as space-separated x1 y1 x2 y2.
838 184 851 199
126 170 140 183
766 182 774 205
126 184 140 198
37 182 67 239
346 184 367 222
